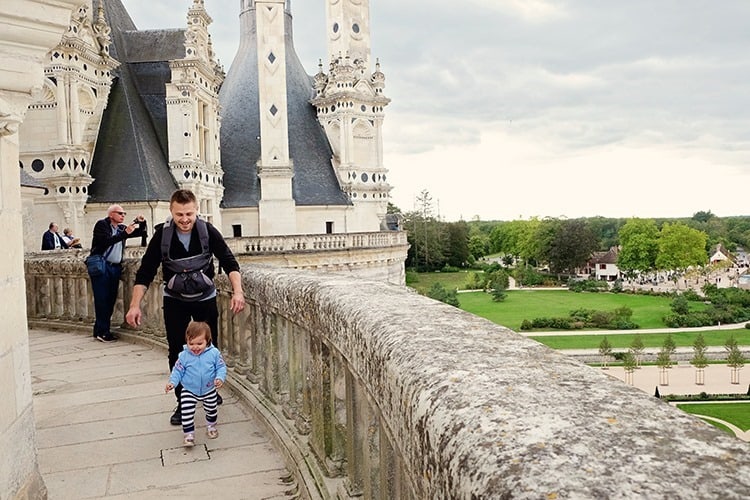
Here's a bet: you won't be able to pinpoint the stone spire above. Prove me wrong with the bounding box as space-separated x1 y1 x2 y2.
18 3 118 237
165 0 226 225
255 0 296 235
313 1 390 228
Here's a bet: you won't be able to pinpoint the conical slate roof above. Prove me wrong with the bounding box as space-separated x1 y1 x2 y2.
219 7 350 208
87 0 180 203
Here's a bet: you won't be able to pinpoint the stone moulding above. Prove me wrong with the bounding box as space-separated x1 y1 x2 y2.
24 255 750 499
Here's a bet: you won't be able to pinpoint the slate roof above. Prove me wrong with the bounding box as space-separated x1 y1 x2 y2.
87 1 348 209
219 8 350 208
87 0 179 203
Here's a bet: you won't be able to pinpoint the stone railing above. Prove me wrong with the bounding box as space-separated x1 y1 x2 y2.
226 231 408 254
24 254 750 499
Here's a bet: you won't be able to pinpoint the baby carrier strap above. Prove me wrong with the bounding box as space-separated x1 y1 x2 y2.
161 217 210 263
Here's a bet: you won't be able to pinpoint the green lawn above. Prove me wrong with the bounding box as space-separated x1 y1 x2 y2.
406 270 478 293
458 290 677 331
677 403 750 431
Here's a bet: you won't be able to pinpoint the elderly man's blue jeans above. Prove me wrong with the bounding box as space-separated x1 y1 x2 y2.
89 262 122 337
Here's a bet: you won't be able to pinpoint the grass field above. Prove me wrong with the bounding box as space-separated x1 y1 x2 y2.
457 289 677 330
406 270 477 293
676 403 750 431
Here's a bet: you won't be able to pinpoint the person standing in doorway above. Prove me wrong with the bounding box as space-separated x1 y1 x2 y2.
125 189 245 425
88 205 147 342
41 222 68 250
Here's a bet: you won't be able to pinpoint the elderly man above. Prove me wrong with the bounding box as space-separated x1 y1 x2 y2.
87 205 147 342
41 222 68 250
126 189 245 424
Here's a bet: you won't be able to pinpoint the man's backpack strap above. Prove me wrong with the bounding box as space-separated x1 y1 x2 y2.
160 217 210 262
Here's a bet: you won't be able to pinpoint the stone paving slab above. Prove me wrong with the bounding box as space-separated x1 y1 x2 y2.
30 329 292 500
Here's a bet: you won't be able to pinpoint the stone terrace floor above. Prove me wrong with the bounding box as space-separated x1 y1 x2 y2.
30 328 294 500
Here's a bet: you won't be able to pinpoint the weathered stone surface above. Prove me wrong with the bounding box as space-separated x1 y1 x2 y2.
240 267 750 499
25 258 750 499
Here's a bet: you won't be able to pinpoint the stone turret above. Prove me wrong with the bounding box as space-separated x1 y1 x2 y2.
166 0 225 226
313 0 390 231
19 3 118 237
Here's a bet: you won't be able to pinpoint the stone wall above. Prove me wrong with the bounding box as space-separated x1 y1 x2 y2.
2 1 82 498
24 255 750 499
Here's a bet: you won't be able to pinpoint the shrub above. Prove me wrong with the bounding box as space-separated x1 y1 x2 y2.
426 282 460 307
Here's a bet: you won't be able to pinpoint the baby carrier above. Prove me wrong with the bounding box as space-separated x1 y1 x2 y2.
161 217 215 301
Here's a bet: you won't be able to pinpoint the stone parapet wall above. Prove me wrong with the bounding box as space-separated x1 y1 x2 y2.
25 256 750 499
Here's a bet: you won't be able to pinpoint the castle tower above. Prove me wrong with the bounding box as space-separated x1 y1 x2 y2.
166 0 225 226
313 0 391 230
255 0 296 235
18 3 117 237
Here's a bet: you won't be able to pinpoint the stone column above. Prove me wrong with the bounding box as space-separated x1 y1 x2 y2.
0 2 80 497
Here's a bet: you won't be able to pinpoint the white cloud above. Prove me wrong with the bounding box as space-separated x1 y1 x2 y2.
467 0 568 23
118 0 750 222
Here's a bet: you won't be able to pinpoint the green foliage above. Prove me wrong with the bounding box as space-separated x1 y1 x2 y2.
545 219 599 274
568 279 609 293
512 266 545 287
464 271 487 290
425 282 460 308
617 218 659 274
691 333 709 369
724 334 746 368
656 222 708 271
489 269 509 302
671 295 690 315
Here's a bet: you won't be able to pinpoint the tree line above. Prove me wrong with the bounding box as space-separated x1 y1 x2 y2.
395 191 750 274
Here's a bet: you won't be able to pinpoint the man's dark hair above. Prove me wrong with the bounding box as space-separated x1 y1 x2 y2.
170 189 197 206
49 222 55 229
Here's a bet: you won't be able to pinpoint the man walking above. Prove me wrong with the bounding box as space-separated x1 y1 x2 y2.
88 205 147 342
125 189 245 425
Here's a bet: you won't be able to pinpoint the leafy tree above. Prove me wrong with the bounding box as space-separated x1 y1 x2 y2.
599 337 613 369
444 221 470 268
404 190 445 271
663 333 677 359
545 219 599 276
671 295 690 315
691 333 709 385
587 216 626 250
655 222 708 272
617 218 659 275
425 282 459 307
725 334 746 384
630 334 645 368
489 270 509 302
656 347 673 385
623 350 637 384
692 210 715 223
468 234 489 260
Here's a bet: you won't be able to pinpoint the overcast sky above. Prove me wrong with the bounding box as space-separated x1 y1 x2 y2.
120 0 750 221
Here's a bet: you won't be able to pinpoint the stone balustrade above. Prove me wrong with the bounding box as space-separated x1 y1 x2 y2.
227 230 408 254
24 254 750 499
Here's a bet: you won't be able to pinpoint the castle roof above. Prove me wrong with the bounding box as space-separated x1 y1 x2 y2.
218 7 350 208
87 0 179 204
88 1 349 209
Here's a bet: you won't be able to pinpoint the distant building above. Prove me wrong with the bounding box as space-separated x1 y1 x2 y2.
586 246 621 281
709 244 735 265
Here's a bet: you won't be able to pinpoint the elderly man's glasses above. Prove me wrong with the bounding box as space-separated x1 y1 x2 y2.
114 211 126 215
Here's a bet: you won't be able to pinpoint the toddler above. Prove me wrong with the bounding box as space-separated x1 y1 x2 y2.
165 321 227 446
